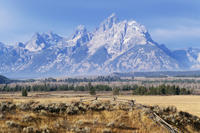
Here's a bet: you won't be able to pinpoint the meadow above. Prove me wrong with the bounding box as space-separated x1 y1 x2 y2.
1 91 200 117
0 91 200 132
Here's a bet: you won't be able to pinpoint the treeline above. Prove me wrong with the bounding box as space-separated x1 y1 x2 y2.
0 76 125 84
44 76 123 83
141 79 200 84
132 84 192 95
0 84 112 92
0 83 192 95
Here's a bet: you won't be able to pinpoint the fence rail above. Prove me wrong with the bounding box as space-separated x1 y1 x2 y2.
79 96 181 133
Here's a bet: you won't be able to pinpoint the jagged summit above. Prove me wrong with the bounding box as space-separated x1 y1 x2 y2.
0 13 199 78
66 25 92 47
25 32 63 52
88 14 151 56
72 25 88 39
99 13 118 31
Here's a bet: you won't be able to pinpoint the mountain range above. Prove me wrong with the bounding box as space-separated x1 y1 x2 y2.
1 13 200 78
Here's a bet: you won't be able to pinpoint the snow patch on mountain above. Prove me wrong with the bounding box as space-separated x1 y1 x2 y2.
87 14 150 60
0 13 199 78
25 32 63 52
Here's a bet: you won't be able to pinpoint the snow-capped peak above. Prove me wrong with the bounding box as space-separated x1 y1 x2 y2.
72 25 87 39
99 13 118 31
25 32 62 52
0 13 198 78
41 31 63 42
65 25 92 47
88 14 151 56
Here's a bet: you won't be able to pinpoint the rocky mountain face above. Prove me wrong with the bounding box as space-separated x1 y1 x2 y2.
0 14 199 78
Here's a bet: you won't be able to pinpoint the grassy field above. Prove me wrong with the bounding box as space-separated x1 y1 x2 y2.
124 95 200 117
0 92 171 133
0 91 200 117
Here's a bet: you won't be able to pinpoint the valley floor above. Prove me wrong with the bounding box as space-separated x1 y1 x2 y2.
0 92 200 133
0 91 199 117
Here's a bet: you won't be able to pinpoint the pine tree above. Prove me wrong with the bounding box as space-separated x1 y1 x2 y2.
88 82 96 95
22 88 28 97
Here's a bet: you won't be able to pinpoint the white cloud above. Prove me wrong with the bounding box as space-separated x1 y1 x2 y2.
151 26 200 40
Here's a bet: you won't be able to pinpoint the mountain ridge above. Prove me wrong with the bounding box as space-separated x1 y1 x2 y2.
0 14 200 78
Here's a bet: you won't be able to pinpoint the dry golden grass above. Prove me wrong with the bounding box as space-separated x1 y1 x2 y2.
0 91 200 132
0 92 200 117
0 106 168 133
120 95 200 117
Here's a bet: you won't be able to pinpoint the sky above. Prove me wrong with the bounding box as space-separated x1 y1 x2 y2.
0 0 200 49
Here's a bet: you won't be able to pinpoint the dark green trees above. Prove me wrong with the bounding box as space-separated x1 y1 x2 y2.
88 82 96 95
22 88 28 97
132 84 191 95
